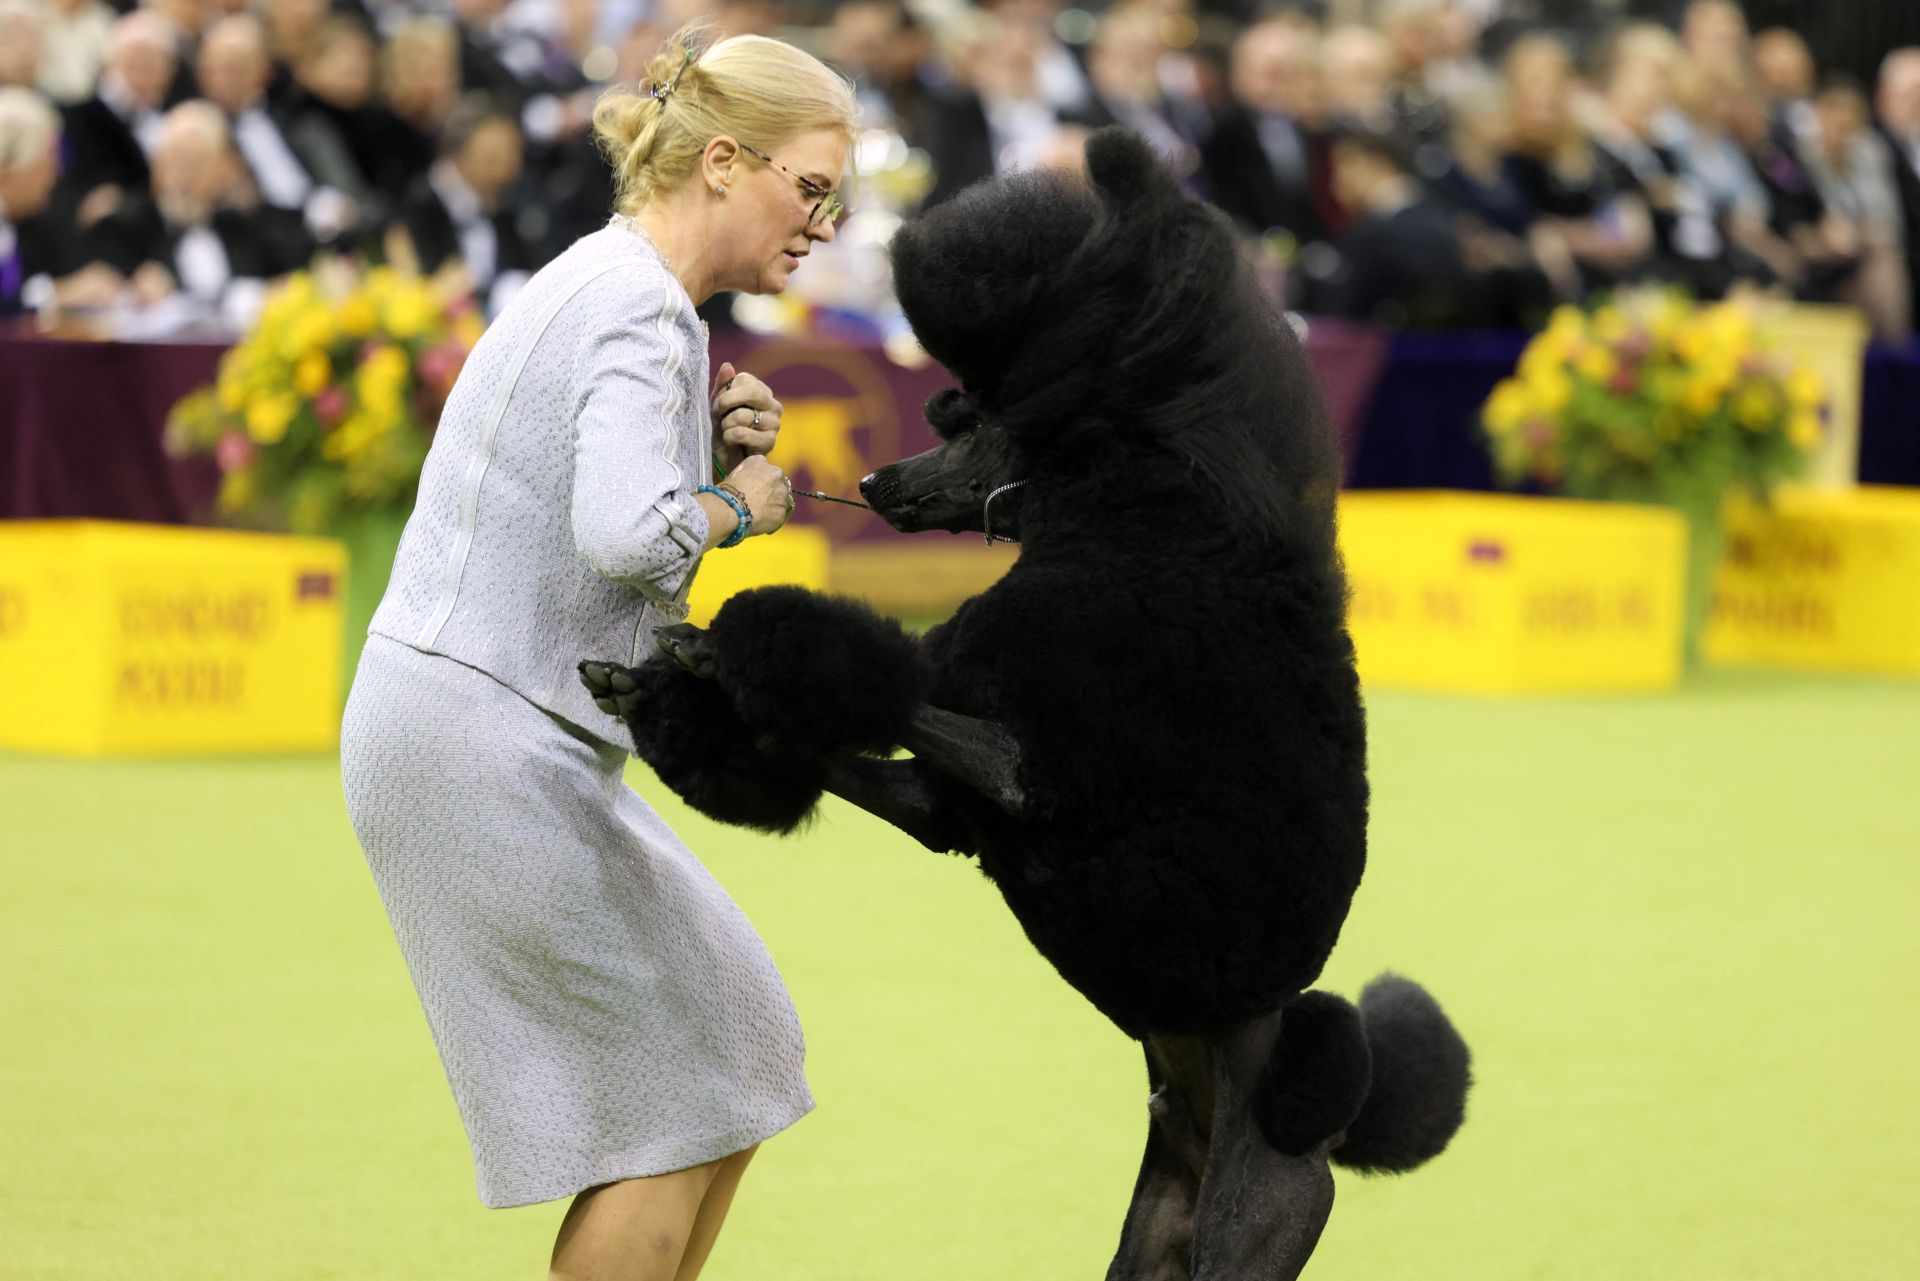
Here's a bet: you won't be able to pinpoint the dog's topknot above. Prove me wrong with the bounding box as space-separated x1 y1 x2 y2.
890 127 1339 546
1084 125 1177 207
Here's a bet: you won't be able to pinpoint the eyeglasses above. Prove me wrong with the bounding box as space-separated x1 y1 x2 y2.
738 142 843 227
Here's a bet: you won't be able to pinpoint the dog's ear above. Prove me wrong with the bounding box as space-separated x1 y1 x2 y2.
1084 127 1179 208
924 388 985 440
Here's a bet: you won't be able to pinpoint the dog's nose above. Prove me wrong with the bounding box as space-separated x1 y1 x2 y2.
860 468 903 510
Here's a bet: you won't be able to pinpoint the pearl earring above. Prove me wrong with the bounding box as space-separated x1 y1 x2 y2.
715 184 727 196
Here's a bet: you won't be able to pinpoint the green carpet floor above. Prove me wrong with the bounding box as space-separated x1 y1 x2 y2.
2 669 1915 1280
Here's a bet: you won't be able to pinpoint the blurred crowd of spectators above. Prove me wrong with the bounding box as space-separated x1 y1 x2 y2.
2 0 1917 337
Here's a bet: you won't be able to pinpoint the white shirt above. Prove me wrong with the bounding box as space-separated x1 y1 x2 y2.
233 108 313 209
984 96 1061 175
98 71 163 158
175 224 232 302
429 159 496 287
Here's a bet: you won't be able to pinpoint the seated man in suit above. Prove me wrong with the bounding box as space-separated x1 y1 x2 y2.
0 86 122 314
195 12 357 245
1305 125 1541 326
87 99 312 313
1208 16 1334 245
921 7 1069 209
59 9 177 226
1876 49 1920 319
388 96 530 316
1063 4 1206 180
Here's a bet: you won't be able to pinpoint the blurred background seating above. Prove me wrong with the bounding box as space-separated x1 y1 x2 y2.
0 0 1917 337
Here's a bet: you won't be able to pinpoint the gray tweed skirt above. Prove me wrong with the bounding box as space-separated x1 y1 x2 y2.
340 633 814 1208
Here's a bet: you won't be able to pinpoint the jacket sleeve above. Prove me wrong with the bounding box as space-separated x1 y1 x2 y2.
569 272 711 600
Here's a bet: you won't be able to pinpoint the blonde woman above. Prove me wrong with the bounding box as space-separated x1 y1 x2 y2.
340 28 855 1280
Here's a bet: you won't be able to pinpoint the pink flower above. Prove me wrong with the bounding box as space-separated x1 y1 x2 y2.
314 385 349 426
1609 368 1639 397
417 343 461 391
215 431 257 472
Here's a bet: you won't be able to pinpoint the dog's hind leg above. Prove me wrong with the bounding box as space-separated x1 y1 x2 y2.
1106 1037 1211 1281
1186 1013 1337 1281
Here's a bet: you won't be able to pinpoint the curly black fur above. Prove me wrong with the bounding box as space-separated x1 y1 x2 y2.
704 587 930 757
633 130 1465 1179
1332 975 1473 1174
1251 992 1373 1156
882 129 1368 1037
890 128 1340 548
621 655 826 833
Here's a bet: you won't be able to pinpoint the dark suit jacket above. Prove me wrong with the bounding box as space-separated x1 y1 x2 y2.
1306 198 1474 325
59 97 151 203
86 194 313 286
279 92 417 209
921 88 997 210
1876 122 1920 298
1202 107 1329 243
394 176 532 291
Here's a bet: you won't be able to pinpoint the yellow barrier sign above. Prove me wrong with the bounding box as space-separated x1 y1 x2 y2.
1337 492 1686 693
684 524 833 627
0 521 346 756
1706 487 1920 675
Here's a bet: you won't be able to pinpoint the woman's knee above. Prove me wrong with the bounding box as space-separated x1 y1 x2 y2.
550 1164 720 1279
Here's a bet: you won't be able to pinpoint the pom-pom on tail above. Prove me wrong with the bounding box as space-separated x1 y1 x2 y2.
1332 974 1472 1174
1250 991 1373 1156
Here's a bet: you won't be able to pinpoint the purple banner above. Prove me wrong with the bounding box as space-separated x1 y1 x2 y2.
0 321 1389 533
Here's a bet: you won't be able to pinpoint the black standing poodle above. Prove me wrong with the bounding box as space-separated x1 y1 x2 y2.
582 128 1471 1279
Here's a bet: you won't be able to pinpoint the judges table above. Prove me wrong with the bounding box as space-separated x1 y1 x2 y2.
3 321 1915 532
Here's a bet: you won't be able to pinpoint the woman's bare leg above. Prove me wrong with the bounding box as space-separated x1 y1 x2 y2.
673 1144 759 1281
549 1160 722 1281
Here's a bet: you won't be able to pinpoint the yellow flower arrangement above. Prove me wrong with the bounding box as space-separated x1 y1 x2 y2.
1482 288 1824 508
165 261 482 534
1481 288 1830 660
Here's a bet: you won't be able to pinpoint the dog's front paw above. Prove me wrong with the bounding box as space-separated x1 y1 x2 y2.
579 659 647 721
654 623 718 679
583 653 825 833
704 586 930 756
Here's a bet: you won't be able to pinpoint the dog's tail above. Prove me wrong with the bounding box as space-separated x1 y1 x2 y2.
1250 973 1471 1174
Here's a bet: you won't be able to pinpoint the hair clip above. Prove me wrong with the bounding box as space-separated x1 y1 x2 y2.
650 46 698 102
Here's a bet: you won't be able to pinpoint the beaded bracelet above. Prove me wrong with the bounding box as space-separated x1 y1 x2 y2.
697 483 753 549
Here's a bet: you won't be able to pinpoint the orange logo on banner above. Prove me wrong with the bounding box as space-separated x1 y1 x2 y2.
779 400 868 504
727 340 904 540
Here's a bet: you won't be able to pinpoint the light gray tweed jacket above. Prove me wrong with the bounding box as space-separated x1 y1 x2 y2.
369 221 712 741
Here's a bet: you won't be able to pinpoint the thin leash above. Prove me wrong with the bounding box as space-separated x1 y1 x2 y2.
713 452 874 511
713 439 1022 541
795 488 873 510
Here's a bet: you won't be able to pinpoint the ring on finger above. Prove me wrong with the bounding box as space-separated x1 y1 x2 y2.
752 410 763 428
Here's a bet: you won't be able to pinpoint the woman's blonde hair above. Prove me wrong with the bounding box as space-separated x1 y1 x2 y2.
593 24 859 216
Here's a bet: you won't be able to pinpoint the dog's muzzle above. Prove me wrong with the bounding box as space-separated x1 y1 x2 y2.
859 469 904 511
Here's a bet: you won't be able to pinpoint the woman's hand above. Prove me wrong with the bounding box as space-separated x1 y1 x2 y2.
726 454 795 537
711 362 782 473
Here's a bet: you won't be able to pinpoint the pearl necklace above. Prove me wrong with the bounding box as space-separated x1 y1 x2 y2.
610 212 707 336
